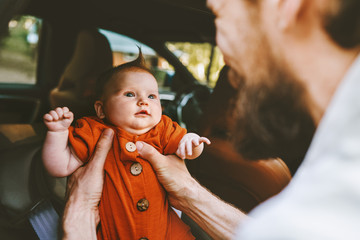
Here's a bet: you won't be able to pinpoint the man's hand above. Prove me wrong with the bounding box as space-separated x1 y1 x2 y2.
62 128 113 240
136 141 195 210
136 140 246 240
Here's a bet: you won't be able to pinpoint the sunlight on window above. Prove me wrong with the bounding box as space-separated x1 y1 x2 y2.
166 42 225 88
100 29 175 91
0 16 42 85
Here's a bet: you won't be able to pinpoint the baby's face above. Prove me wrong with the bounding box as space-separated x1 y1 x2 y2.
96 70 162 135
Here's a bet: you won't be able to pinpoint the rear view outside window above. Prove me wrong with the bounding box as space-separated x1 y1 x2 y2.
166 42 225 88
0 16 41 85
100 29 174 91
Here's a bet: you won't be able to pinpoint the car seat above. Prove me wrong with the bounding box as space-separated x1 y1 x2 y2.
49 28 113 119
0 28 113 239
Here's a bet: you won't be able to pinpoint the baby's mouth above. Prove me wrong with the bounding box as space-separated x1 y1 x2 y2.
136 110 150 116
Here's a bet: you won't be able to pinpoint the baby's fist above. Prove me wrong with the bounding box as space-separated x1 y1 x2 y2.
44 107 74 132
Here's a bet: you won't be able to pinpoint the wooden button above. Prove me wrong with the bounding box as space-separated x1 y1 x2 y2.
125 142 136 152
136 198 149 211
130 162 143 176
139 238 148 240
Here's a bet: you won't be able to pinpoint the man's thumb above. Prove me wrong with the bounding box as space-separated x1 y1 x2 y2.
136 141 161 166
89 128 113 169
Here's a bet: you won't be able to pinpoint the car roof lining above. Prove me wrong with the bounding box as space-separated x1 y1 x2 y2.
21 0 216 43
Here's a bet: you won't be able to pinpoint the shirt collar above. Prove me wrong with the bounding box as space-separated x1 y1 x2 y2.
299 54 360 170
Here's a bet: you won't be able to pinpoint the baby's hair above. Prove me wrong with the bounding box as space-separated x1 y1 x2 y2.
95 48 153 100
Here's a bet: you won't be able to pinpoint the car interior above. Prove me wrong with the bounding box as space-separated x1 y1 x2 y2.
0 0 292 239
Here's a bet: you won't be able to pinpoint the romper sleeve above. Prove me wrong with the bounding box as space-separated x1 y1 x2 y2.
68 117 99 163
161 115 187 155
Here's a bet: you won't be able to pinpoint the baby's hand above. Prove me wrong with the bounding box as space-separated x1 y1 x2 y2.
176 133 211 159
43 107 74 132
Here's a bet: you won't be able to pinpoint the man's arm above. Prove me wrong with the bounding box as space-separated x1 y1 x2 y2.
136 141 247 240
62 128 114 240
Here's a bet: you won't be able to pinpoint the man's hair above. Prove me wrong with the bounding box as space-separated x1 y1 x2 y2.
95 48 153 99
323 0 360 48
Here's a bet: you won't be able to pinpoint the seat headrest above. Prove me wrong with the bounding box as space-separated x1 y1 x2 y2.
50 28 113 118
60 28 113 89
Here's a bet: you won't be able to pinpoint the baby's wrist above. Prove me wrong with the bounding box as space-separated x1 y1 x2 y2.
47 129 69 135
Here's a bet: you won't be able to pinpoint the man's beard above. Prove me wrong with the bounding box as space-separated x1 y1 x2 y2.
229 61 316 175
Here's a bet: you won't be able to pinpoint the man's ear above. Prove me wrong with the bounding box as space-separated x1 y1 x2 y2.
94 101 106 119
277 0 309 31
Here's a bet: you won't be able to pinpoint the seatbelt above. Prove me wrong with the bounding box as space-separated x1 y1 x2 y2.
28 200 59 240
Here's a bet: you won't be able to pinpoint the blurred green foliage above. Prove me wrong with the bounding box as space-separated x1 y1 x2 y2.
166 42 225 88
0 16 223 87
0 16 40 84
1 16 34 56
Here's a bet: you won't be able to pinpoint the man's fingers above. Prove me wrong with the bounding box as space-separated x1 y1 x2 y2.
88 128 114 171
136 141 165 168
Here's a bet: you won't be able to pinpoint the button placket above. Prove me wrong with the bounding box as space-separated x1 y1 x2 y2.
130 162 143 176
136 198 149 211
125 142 136 152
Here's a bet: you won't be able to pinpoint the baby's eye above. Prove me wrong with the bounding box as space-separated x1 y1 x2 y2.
148 94 156 99
125 92 135 97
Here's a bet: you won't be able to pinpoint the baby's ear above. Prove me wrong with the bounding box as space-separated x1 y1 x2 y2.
94 101 105 119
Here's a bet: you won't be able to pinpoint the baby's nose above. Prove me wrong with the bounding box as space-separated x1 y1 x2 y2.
138 98 148 106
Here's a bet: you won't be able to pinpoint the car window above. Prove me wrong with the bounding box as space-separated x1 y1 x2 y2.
99 29 175 92
0 16 42 85
166 42 225 88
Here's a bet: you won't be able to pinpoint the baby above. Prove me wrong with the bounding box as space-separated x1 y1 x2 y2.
42 52 210 239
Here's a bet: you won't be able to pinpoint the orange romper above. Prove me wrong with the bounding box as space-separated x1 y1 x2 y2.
68 115 195 240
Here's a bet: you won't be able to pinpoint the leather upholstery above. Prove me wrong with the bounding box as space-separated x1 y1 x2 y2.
50 28 113 118
0 124 65 225
0 141 42 221
187 138 291 213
